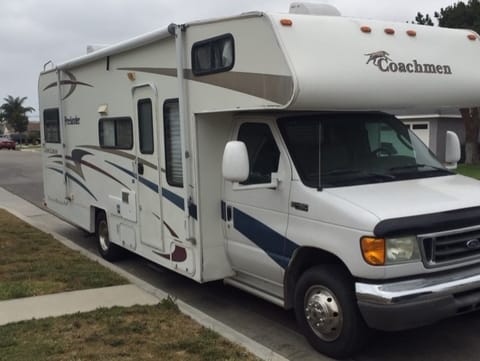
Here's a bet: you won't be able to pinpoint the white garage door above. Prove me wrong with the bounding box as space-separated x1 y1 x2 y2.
404 122 430 147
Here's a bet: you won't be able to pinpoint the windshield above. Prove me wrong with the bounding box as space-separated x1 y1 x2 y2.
278 113 452 189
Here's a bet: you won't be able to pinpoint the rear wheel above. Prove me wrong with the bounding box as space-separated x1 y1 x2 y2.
96 212 125 261
294 265 369 359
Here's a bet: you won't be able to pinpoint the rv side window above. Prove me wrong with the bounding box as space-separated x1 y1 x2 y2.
138 99 154 154
164 99 183 187
98 117 133 149
192 34 234 76
43 108 60 143
237 123 280 185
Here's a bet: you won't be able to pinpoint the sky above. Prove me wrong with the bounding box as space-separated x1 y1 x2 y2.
1 0 458 120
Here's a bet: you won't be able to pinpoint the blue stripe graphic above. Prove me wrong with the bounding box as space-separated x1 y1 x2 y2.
232 208 298 269
105 160 197 219
47 167 98 201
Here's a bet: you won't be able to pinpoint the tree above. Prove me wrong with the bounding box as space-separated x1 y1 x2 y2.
413 12 434 26
415 1 480 164
0 95 34 135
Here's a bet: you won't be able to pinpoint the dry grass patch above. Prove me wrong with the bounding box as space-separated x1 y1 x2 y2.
0 209 127 300
0 301 260 361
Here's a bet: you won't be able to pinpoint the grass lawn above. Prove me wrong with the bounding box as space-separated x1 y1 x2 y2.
0 302 260 361
0 209 127 300
456 164 480 179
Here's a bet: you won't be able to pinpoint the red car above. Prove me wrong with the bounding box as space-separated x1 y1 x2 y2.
0 137 16 150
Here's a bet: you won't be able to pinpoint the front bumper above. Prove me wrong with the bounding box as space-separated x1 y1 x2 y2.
356 265 480 331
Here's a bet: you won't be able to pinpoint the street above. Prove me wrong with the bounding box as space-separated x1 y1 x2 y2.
1 150 479 361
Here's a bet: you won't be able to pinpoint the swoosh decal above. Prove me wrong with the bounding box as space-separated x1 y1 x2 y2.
230 207 299 269
152 245 187 262
43 70 93 100
47 167 98 201
117 67 294 105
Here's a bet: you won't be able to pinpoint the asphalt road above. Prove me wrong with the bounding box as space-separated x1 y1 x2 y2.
1 150 479 361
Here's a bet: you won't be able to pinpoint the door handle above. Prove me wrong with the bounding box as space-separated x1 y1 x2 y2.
138 162 144 175
291 201 309 212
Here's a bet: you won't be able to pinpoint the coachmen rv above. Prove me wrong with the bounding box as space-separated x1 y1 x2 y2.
39 3 480 358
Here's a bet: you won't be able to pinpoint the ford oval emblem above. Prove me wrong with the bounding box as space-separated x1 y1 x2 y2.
466 239 480 249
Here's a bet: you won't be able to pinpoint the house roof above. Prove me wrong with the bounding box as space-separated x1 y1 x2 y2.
391 107 462 119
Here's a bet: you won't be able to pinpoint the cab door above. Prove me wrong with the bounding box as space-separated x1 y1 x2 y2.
133 86 163 252
224 120 291 294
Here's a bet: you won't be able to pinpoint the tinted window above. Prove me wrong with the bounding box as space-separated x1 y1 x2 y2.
192 34 234 75
138 99 154 154
164 99 183 187
43 108 60 143
237 123 280 185
99 117 133 149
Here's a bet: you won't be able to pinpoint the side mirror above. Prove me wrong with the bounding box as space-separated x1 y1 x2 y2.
445 131 461 169
222 141 249 182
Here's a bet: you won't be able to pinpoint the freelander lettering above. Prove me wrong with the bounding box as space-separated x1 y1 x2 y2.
365 51 453 75
65 116 80 125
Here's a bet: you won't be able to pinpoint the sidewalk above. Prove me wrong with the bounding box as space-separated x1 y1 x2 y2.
0 187 290 361
0 285 158 326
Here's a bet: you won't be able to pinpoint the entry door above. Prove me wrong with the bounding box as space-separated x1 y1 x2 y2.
133 86 163 251
42 107 67 204
224 120 291 289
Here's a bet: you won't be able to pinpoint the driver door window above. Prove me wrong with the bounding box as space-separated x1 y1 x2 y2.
237 123 280 185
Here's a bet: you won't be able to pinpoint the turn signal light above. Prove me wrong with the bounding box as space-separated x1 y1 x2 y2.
406 30 417 37
468 34 477 41
384 28 395 35
361 237 385 266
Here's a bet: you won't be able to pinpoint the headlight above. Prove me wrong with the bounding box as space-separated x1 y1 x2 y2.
361 236 420 266
386 236 420 264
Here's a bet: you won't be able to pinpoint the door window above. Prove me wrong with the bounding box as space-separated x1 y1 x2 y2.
237 123 280 185
163 99 183 187
138 99 154 154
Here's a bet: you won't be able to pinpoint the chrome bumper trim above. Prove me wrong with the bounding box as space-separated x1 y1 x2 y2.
356 266 480 305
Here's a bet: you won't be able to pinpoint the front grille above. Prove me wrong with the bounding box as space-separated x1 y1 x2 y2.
421 227 480 267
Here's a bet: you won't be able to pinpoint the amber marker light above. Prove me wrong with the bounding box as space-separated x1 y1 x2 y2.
385 28 395 35
407 30 417 37
361 26 372 33
361 237 385 266
127 72 136 81
468 34 477 41
280 19 293 26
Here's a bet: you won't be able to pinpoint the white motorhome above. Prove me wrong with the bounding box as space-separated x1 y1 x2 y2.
39 3 480 358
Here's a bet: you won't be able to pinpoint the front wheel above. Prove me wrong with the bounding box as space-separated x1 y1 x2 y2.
294 265 369 359
96 212 125 261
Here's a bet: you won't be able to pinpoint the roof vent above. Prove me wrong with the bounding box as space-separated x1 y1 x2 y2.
289 2 341 16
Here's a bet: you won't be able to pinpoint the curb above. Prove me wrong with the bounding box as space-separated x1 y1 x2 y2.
3 203 290 361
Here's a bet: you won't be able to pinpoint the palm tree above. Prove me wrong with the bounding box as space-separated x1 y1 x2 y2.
0 96 35 135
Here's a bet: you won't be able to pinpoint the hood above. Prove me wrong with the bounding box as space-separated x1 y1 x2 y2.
325 174 480 233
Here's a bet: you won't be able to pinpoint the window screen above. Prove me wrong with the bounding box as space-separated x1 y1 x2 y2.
164 99 183 187
237 123 280 185
192 34 234 75
99 117 133 149
138 99 154 154
43 108 60 143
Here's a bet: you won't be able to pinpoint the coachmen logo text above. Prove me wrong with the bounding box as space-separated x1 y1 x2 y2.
365 51 453 75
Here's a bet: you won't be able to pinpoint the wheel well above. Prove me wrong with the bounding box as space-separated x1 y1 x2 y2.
90 207 106 233
284 247 351 309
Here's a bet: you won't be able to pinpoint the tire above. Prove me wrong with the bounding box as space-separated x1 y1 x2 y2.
294 265 369 359
96 212 125 261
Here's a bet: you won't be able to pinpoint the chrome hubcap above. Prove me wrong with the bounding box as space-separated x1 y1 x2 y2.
98 220 110 252
304 285 343 341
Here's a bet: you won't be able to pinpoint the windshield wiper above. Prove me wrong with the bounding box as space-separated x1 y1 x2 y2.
389 164 452 173
324 169 395 181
